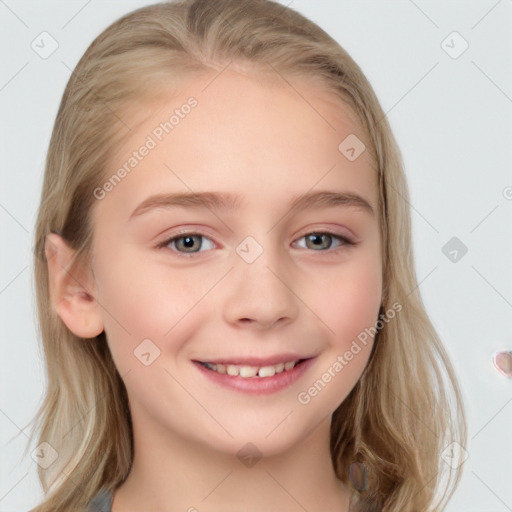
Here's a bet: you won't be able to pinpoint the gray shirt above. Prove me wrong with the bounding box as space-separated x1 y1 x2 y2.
85 487 366 511
87 488 112 512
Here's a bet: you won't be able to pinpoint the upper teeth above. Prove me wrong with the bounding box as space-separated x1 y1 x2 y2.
203 360 298 378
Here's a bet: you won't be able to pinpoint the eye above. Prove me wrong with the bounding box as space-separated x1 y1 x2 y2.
158 232 215 255
157 230 354 257
294 231 353 252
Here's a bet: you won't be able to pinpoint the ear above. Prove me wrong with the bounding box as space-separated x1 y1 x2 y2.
45 232 104 339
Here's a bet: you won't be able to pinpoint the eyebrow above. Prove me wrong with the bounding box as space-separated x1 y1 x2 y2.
128 190 375 220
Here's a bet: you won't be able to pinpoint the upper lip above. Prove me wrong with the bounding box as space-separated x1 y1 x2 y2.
194 353 314 367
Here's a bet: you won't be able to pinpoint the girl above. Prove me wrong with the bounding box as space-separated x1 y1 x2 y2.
29 0 466 511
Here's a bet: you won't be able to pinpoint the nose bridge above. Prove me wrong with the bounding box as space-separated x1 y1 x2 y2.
223 233 299 328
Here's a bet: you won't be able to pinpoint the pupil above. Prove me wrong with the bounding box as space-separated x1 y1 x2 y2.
308 234 329 250
180 236 199 251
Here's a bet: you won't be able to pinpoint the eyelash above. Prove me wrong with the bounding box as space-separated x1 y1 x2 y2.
156 230 355 258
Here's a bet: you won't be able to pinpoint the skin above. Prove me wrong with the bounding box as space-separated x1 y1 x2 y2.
46 68 382 512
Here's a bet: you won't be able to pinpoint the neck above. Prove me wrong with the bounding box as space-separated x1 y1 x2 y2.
112 415 353 512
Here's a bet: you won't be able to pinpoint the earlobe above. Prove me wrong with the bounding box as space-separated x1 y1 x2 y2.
45 232 104 339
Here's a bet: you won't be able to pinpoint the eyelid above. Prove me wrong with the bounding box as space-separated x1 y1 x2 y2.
295 225 357 245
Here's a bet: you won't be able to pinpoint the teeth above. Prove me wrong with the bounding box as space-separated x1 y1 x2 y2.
202 360 299 378
258 365 276 377
239 366 258 378
226 365 239 376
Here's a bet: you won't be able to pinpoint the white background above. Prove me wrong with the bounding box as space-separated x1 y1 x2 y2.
1 1 511 510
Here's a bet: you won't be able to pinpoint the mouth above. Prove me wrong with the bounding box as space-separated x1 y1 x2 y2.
197 358 306 378
192 356 315 394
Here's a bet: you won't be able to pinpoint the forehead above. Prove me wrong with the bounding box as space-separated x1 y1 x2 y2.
95 68 378 222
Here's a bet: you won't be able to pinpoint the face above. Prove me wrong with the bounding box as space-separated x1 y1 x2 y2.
88 69 382 457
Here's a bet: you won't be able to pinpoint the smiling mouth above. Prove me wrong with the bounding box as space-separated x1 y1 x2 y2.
197 359 307 378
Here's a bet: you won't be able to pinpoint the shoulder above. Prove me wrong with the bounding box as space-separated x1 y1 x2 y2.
86 488 112 512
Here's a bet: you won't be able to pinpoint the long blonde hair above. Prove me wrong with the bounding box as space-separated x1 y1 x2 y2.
28 1 466 510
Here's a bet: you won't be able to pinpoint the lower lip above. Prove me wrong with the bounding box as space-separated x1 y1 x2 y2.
193 358 316 395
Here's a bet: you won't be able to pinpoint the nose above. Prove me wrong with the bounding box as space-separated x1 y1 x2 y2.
222 241 300 330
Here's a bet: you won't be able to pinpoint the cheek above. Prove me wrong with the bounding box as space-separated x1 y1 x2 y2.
92 251 183 363
92 245 223 374
308 249 382 342
296 257 381 411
